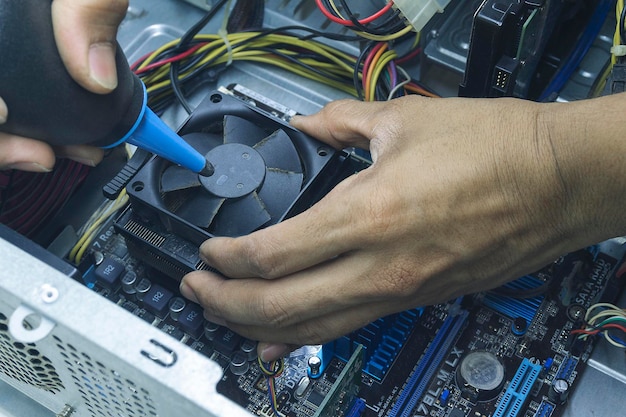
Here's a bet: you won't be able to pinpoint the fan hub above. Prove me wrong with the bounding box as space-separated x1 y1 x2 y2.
200 143 266 198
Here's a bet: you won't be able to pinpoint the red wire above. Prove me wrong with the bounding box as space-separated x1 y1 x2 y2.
316 0 394 26
130 50 155 71
133 43 207 75
571 322 626 335
11 161 73 233
395 47 422 65
361 42 386 92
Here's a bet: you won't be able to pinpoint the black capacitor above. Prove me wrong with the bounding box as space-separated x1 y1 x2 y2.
121 271 138 295
229 351 250 376
549 379 570 405
204 321 221 341
168 297 187 321
134 278 152 302
240 339 258 362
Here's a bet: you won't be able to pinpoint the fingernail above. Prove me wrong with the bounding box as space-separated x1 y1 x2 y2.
0 97 7 124
289 115 302 126
7 162 52 173
66 156 98 167
89 43 118 91
179 281 199 304
259 343 290 362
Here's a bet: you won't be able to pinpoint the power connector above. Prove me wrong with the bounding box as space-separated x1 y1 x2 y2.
393 0 452 32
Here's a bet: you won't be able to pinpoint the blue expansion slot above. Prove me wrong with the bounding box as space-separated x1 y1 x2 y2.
533 400 556 417
346 398 366 417
483 275 545 323
556 356 578 381
493 358 542 417
386 309 469 417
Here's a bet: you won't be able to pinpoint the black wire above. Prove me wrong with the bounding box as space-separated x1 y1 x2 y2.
339 0 406 35
170 0 230 114
141 24 365 107
327 0 406 36
354 41 375 100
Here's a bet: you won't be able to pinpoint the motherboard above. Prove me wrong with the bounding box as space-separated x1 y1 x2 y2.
66 87 626 417
82 217 625 417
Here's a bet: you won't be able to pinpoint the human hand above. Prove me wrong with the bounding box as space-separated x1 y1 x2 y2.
179 95 620 361
0 0 128 171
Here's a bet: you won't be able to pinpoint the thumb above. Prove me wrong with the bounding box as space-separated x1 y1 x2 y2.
52 0 128 94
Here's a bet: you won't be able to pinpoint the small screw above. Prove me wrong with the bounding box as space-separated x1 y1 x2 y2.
40 284 59 304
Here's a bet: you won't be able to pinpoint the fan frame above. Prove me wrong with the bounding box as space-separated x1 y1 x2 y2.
126 91 341 245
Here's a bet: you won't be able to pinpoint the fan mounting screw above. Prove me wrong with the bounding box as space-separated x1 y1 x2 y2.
242 152 250 160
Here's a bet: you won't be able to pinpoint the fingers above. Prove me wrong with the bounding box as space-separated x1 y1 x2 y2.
0 133 56 172
182 271 406 349
257 342 300 362
54 145 105 167
0 97 7 124
52 0 128 93
199 174 368 279
290 98 414 156
181 250 382 329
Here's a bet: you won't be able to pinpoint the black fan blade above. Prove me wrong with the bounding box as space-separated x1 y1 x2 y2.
258 168 303 220
183 132 223 155
211 192 271 237
223 115 269 147
254 129 303 174
161 165 202 192
161 132 223 192
176 193 226 229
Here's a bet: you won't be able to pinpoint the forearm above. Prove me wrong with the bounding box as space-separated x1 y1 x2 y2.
538 93 626 246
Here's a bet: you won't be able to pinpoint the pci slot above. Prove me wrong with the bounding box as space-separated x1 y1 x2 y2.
387 309 469 417
493 358 542 417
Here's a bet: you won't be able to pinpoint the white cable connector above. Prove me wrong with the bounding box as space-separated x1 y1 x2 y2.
611 44 626 57
393 0 452 32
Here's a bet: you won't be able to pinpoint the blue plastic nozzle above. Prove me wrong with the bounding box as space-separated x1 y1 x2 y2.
107 87 214 176
0 0 214 177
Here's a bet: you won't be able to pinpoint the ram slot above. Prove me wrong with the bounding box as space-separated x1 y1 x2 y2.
388 309 469 417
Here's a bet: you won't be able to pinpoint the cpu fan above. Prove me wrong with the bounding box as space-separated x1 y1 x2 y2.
126 90 340 244
160 116 304 236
